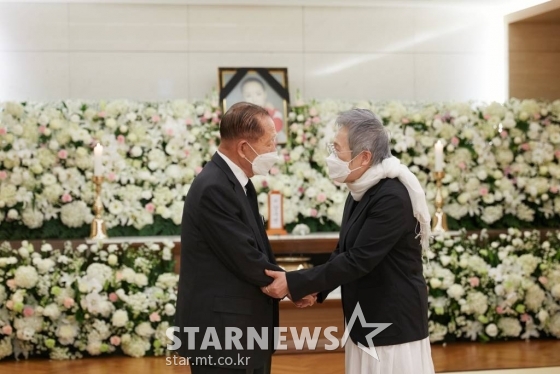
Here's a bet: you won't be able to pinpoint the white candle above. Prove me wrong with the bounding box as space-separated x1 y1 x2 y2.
94 144 104 176
434 140 444 172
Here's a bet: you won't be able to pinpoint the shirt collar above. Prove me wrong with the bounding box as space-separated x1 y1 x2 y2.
217 150 249 193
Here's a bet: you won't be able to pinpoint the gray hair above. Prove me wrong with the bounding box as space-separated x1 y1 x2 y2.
336 108 391 166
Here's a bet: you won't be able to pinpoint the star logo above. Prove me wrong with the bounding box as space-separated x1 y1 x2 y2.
340 302 392 360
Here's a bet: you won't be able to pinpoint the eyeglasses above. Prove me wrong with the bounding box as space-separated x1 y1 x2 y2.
327 143 353 159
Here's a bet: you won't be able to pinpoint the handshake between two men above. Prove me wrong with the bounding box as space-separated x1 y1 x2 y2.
261 269 317 308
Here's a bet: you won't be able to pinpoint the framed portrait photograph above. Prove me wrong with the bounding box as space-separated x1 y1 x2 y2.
218 67 290 144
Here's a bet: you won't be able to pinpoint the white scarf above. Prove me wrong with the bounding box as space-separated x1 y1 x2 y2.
346 156 431 252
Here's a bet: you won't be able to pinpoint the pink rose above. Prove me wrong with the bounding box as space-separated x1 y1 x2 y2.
483 114 490 120
145 203 155 213
309 108 318 117
185 118 193 126
107 172 117 182
500 130 508 138
63 298 75 309
304 120 311 127
117 135 125 144
402 118 410 124
5 300 14 310
309 208 318 217
298 187 305 194
195 166 203 175
451 137 460 146
521 314 531 322
538 276 548 285
58 150 68 159
166 128 173 136
149 312 161 322
109 293 119 303
496 306 505 314
479 188 488 196
6 279 16 290
534 113 541 120
459 162 466 170
23 306 34 317
115 271 123 281
469 277 480 287
38 125 47 134
520 143 530 151
203 111 212 119
555 150 560 159
152 115 161 123
212 116 220 124
184 149 190 157
284 155 290 162
550 186 558 194
317 193 327 203
61 193 73 203
262 180 268 188
1 325 12 335
270 167 279 176
110 336 121 346
0 171 7 180
0 128 7 135
98 111 106 118
312 116 321 124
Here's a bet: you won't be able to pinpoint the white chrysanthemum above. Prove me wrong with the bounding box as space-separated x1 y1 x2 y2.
497 317 522 337
481 206 503 225
121 334 150 358
447 284 465 300
32 258 55 274
155 321 173 347
14 265 39 288
0 184 18 207
60 201 88 228
518 254 540 275
21 208 44 229
135 322 155 338
56 321 80 346
428 321 447 343
43 303 61 321
525 284 546 312
112 309 129 327
134 273 148 287
156 273 179 289
461 292 489 316
86 263 114 287
127 292 150 314
80 292 114 317
0 337 13 360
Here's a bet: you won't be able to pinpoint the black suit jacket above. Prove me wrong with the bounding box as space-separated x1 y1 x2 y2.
286 178 429 347
174 153 282 369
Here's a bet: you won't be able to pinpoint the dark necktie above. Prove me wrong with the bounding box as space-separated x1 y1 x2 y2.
245 180 269 250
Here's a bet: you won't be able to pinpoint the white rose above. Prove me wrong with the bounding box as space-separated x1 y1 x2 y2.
447 284 465 300
108 254 118 266
135 322 155 338
429 278 442 289
164 303 176 316
485 324 498 337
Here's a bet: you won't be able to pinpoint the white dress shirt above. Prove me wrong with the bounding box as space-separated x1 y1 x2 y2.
217 150 248 195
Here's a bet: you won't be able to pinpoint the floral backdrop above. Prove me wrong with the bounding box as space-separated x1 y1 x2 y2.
0 98 560 239
0 229 559 361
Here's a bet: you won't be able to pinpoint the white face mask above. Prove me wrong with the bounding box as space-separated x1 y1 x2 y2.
325 153 363 183
245 143 280 176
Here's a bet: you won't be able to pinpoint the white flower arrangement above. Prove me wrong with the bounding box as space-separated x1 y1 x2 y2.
426 229 560 343
0 240 176 360
1 98 560 238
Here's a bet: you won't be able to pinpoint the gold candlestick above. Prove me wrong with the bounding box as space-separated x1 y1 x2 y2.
432 171 448 234
90 176 108 240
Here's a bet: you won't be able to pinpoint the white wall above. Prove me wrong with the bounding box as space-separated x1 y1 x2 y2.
0 2 508 102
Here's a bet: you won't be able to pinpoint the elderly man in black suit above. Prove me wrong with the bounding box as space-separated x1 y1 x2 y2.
263 109 436 374
174 102 312 374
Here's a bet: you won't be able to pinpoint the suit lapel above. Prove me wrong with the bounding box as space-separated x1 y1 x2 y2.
340 180 385 251
211 153 268 254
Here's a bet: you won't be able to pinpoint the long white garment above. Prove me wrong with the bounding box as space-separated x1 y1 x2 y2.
345 337 435 374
